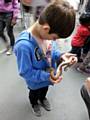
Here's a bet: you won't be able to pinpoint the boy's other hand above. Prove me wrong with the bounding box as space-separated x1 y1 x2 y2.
50 76 63 84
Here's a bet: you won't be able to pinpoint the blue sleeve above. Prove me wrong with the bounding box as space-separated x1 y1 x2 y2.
14 44 50 84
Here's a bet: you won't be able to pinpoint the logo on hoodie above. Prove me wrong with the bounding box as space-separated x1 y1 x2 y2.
34 47 45 61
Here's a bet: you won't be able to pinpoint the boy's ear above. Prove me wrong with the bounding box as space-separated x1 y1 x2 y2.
43 24 50 33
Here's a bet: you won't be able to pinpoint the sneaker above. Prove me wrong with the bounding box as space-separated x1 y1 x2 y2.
40 98 51 111
32 104 41 117
76 67 90 74
0 48 9 54
6 47 13 56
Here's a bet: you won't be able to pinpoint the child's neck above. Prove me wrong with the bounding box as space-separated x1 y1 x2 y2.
27 21 51 55
27 21 43 43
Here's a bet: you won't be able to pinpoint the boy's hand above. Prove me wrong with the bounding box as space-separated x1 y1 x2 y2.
61 53 78 65
50 76 63 84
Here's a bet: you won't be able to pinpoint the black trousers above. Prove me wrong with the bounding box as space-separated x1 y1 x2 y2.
83 36 90 55
0 12 15 47
29 86 48 107
70 46 82 58
80 85 90 119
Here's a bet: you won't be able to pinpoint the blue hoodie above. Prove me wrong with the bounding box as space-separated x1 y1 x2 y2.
14 31 61 90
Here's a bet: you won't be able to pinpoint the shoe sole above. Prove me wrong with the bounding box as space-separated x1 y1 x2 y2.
6 53 12 56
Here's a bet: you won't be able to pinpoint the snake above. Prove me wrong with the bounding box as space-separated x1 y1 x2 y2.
50 57 73 81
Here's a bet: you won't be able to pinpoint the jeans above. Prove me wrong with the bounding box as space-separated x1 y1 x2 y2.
0 12 15 47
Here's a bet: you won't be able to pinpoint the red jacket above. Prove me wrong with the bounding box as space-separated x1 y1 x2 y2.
71 25 90 47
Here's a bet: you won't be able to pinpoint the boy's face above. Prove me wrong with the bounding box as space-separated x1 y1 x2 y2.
39 23 59 40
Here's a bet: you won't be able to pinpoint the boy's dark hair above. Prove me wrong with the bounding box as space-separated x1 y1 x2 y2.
79 12 90 25
38 0 76 38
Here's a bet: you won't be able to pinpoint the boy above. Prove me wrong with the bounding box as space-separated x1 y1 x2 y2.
0 0 19 55
14 0 77 117
81 77 90 120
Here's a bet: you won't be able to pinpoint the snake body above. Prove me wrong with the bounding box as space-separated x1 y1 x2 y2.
50 62 69 81
50 57 73 81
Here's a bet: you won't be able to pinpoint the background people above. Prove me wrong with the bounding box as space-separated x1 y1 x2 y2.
0 0 19 55
70 12 90 62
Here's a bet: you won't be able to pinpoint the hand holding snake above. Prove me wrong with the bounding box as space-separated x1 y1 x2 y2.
49 53 77 82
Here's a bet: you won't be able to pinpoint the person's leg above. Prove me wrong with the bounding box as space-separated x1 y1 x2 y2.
83 36 90 55
38 86 48 102
0 22 7 42
6 13 15 47
38 86 51 111
80 0 84 5
78 0 84 14
5 12 15 55
78 51 90 73
29 88 41 117
70 46 82 62
0 14 9 52
80 85 90 119
29 89 39 107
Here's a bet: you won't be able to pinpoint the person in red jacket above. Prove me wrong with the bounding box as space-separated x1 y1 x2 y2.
70 12 90 62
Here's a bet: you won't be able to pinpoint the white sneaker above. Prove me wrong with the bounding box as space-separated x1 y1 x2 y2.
6 47 13 56
0 48 9 54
